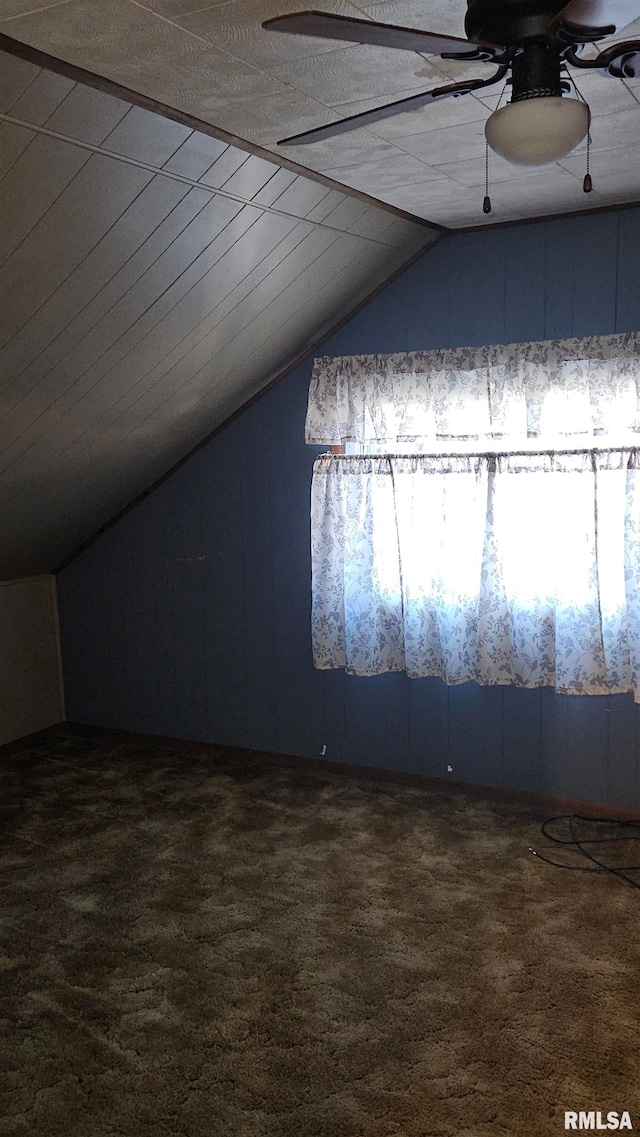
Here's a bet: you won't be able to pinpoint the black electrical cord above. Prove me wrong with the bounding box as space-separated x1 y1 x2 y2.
529 813 640 889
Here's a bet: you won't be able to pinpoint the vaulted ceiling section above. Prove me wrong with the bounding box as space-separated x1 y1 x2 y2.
0 46 436 579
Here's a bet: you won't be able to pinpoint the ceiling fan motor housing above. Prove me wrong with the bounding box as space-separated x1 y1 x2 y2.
465 0 570 44
510 40 564 99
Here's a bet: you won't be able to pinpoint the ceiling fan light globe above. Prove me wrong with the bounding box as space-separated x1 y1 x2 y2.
485 96 590 166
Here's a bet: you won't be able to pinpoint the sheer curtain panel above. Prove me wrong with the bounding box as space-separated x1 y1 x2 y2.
311 450 640 700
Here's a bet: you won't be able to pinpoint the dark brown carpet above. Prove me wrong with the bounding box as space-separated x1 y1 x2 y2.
1 726 639 1137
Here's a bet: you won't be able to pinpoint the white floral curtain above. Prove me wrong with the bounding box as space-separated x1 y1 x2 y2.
311 450 640 699
309 335 640 696
306 333 640 445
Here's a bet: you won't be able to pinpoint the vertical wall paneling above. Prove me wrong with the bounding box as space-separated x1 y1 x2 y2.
51 575 66 723
342 672 393 772
448 684 505 789
446 231 507 348
615 209 640 334
504 225 547 343
539 685 570 799
267 377 301 755
403 241 451 352
283 371 324 759
57 207 640 807
381 673 411 773
200 420 246 748
164 460 207 742
606 694 639 806
57 555 96 724
502 686 543 794
118 509 154 733
87 538 113 727
542 218 576 339
104 516 135 732
564 694 609 805
238 401 277 753
150 480 178 739
571 210 619 337
407 678 450 778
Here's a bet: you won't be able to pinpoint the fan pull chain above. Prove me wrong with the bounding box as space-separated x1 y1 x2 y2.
569 72 593 193
583 120 593 193
482 79 508 216
483 139 491 214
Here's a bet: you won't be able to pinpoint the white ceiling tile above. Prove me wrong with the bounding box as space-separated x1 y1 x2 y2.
2 0 640 233
279 129 403 171
434 152 582 189
319 151 446 194
368 90 490 140
376 174 477 212
359 0 469 40
270 42 443 106
117 49 287 112
392 118 488 164
582 171 640 203
559 144 630 178
484 168 598 220
564 70 640 116
199 88 335 145
588 103 640 151
135 0 236 16
0 0 68 16
175 0 371 69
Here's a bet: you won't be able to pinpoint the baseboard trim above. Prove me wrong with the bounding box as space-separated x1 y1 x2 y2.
58 721 640 819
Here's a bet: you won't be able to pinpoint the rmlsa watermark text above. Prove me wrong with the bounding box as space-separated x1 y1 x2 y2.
565 1113 633 1131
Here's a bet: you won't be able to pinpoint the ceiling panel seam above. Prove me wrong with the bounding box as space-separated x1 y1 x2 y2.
0 216 354 476
0 183 208 384
0 196 259 448
0 212 325 471
0 110 414 246
0 34 444 234
0 178 196 366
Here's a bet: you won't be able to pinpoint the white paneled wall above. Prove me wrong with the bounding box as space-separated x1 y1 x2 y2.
0 575 64 745
0 49 433 578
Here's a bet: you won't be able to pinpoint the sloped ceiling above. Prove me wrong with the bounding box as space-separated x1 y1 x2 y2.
0 48 436 579
0 0 639 227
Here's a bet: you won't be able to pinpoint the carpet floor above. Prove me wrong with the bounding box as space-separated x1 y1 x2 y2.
1 725 639 1137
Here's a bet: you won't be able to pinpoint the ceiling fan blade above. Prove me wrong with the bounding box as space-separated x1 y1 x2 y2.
262 10 498 55
277 79 490 146
558 0 640 30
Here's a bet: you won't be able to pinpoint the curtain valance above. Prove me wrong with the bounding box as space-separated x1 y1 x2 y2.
305 332 640 445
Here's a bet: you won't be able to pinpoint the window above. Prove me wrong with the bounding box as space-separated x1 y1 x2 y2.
307 335 640 700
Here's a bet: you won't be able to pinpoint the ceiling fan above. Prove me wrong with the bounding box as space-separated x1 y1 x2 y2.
262 0 640 171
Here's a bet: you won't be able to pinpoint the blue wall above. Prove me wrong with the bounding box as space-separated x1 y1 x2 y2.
57 207 640 807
